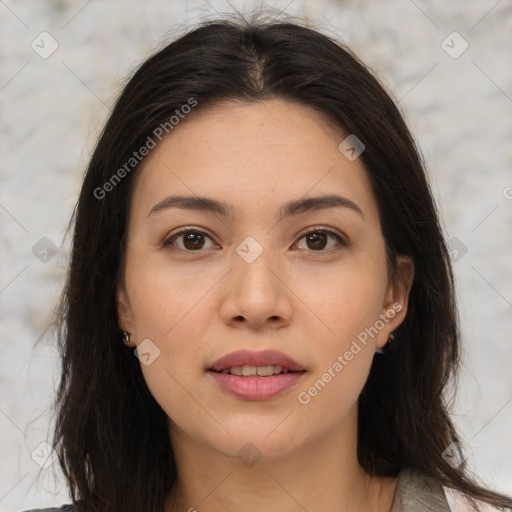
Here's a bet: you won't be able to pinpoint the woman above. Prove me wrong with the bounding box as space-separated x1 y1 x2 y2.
25 13 512 512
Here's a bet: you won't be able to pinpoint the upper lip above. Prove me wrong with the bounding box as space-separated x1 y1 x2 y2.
208 349 306 372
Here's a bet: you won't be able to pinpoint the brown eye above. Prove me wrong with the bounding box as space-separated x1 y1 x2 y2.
295 229 345 252
163 230 216 251
306 232 327 250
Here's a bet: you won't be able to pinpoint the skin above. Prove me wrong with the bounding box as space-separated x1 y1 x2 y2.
117 98 414 512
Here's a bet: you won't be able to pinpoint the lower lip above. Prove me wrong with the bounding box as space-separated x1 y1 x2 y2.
208 371 306 400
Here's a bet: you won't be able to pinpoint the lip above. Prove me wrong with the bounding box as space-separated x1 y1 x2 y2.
207 349 307 401
208 372 306 400
208 349 305 372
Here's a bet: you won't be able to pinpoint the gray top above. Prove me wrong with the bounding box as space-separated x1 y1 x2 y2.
391 467 452 511
20 468 456 512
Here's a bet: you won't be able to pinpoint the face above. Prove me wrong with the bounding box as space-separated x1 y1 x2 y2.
117 98 413 463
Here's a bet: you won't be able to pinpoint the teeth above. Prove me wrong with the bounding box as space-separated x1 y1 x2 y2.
220 365 289 376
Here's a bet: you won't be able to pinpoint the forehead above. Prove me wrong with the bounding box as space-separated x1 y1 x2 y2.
129 98 379 224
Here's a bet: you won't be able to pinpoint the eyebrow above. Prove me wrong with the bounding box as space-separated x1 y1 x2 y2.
147 193 364 220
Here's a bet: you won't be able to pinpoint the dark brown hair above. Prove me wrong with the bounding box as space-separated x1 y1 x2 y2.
50 12 512 512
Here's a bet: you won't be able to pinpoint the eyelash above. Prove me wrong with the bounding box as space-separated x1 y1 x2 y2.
162 226 346 253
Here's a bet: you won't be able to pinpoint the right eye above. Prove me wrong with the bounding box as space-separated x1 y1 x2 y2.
162 229 218 252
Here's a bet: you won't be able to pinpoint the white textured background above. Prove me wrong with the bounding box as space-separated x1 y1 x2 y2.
0 1 511 510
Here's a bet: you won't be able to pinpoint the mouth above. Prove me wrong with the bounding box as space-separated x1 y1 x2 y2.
210 365 304 376
207 349 307 400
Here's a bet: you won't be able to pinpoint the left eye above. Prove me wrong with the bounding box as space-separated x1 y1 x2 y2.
294 230 345 251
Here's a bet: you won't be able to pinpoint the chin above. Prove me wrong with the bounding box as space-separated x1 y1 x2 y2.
204 421 306 464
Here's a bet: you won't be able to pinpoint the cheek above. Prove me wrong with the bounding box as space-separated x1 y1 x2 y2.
123 249 216 415
124 245 221 339
296 276 383 418
308 253 388 346
296 253 387 407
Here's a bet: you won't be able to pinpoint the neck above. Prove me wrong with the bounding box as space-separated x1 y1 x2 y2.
165 406 398 512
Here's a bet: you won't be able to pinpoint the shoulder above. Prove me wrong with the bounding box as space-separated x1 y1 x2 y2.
21 506 73 512
392 467 452 511
392 467 508 512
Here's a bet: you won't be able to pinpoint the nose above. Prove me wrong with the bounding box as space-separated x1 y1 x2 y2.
219 249 293 330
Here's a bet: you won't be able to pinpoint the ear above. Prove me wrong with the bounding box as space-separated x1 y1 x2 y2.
376 255 414 350
116 282 135 346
